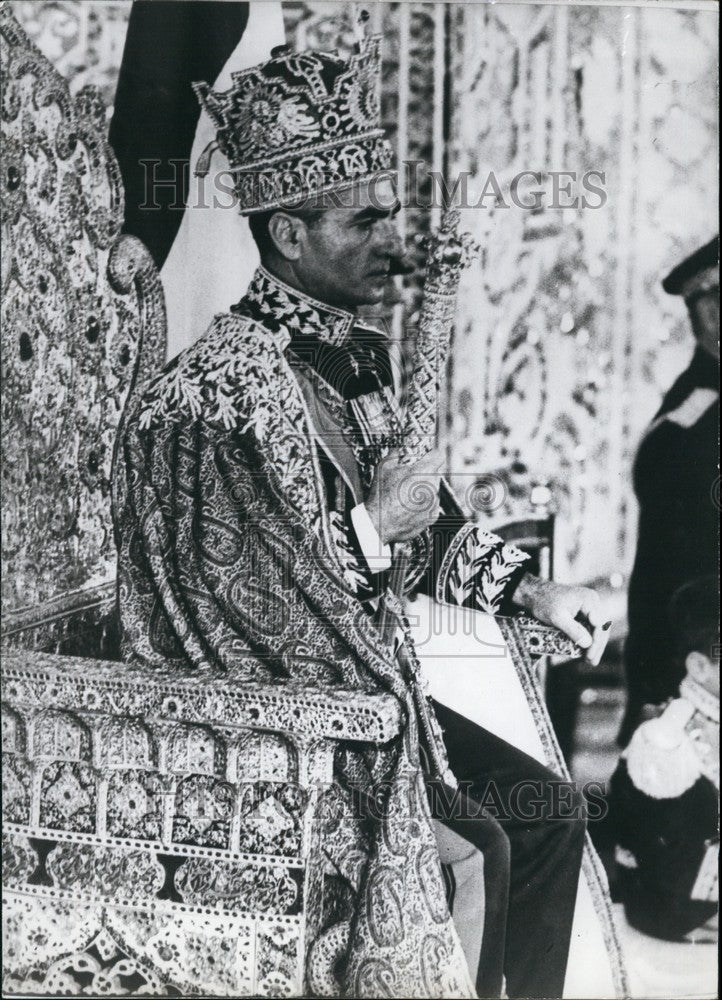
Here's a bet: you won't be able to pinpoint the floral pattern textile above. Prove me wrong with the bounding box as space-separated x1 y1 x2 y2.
437 523 530 615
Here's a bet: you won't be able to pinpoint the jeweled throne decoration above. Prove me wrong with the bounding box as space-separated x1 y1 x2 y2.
1 11 402 996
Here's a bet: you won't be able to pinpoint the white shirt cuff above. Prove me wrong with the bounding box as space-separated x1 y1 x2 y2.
350 503 392 571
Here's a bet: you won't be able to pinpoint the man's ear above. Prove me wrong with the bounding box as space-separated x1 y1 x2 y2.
267 212 307 261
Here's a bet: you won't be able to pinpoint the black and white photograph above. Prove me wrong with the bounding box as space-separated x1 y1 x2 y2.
0 0 718 997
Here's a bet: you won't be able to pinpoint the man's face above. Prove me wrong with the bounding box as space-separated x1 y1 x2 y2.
292 178 404 309
687 286 720 361
686 650 720 699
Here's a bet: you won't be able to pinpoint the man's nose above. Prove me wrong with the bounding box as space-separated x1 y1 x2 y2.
375 217 404 257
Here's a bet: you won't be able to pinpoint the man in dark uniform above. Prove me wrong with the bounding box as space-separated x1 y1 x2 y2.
612 576 719 940
620 236 719 745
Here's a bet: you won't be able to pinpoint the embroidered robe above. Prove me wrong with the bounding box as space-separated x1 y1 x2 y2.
113 267 528 997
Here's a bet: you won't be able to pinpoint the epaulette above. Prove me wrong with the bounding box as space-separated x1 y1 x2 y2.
624 699 703 799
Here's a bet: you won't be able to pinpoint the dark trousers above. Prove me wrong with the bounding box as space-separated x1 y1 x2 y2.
429 701 587 1000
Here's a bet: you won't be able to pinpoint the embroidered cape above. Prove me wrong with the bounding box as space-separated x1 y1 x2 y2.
114 306 476 997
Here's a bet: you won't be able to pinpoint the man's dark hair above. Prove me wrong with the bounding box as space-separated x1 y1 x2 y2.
248 206 324 260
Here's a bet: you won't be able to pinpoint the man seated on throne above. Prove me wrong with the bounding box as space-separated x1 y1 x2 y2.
114 34 615 999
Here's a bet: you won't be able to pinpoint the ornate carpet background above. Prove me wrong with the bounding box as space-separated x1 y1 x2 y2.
13 0 718 586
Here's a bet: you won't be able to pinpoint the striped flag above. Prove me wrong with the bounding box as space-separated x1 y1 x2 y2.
110 0 284 358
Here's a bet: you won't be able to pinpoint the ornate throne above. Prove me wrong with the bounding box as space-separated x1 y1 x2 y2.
0 12 403 996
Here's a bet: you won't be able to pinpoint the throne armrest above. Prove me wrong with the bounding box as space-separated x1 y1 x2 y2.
503 613 582 659
0 583 118 658
494 613 584 666
1 650 403 745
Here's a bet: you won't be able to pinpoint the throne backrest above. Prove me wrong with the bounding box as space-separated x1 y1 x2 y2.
0 9 166 651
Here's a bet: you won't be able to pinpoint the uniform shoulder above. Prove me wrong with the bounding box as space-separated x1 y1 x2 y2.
623 699 703 798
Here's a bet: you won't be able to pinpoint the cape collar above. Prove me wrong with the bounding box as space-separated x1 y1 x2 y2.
233 265 394 401
238 265 356 347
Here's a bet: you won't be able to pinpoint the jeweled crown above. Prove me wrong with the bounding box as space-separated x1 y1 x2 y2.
194 36 394 215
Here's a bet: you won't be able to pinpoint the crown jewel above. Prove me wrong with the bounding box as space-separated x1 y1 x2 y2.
194 36 394 215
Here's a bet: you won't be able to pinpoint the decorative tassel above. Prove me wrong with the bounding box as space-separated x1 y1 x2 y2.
194 139 219 178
